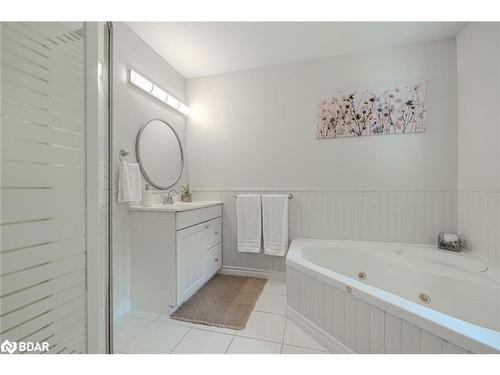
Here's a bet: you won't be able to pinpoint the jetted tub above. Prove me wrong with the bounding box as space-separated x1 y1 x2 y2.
285 239 500 354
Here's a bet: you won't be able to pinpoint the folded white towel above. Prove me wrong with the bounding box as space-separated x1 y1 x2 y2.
118 161 142 203
262 195 289 256
236 195 262 253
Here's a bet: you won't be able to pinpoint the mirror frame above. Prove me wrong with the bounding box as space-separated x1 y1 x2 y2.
135 119 184 190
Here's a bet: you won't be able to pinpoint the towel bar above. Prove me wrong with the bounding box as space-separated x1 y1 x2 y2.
234 193 293 199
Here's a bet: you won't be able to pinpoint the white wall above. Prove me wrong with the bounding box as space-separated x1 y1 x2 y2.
187 39 457 191
457 23 500 261
112 23 188 308
187 39 459 272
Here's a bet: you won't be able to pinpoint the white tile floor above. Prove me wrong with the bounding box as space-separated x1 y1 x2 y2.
114 279 329 354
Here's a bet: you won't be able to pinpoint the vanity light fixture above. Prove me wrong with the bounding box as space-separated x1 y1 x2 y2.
165 94 180 109
129 69 191 117
151 85 168 102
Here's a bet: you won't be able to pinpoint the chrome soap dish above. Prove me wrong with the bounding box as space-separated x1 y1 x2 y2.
437 232 465 252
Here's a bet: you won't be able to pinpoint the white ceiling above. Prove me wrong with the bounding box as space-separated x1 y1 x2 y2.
127 22 467 79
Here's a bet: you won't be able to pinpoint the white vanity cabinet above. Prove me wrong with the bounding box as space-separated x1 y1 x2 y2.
176 216 222 306
128 202 223 314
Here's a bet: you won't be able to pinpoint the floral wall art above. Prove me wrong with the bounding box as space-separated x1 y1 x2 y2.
317 82 426 139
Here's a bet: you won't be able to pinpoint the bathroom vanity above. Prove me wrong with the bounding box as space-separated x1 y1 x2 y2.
128 201 223 314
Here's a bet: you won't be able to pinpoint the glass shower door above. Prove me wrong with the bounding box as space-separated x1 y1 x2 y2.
0 22 90 353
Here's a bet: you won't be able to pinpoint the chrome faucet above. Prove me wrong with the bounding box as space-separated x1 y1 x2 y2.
163 189 180 205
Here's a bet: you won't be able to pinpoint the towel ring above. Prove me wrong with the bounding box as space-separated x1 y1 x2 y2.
119 149 134 162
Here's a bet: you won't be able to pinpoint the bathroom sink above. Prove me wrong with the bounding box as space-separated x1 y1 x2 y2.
128 200 222 212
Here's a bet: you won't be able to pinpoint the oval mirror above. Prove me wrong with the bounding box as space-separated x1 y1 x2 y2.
136 119 183 190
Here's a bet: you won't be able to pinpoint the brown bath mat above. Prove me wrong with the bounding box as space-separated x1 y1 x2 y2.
170 274 267 330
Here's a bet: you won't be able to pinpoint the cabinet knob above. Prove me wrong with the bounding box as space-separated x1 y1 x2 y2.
214 258 219 262
214 231 219 235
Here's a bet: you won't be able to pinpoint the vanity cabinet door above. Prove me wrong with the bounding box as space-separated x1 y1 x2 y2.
176 217 223 306
205 243 222 281
176 223 207 305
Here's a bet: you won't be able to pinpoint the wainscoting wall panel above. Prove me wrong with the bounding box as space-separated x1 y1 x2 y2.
193 189 458 273
286 267 481 354
457 191 500 261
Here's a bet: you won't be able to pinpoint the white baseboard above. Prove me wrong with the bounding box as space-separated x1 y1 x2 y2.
285 305 355 354
219 266 286 281
113 299 131 321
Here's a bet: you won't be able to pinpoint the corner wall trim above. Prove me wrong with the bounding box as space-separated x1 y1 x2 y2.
219 266 286 281
285 305 355 354
113 299 131 321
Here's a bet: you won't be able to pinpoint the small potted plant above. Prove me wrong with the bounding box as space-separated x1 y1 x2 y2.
181 183 192 202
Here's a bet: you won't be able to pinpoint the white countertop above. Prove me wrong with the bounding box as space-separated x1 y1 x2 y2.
128 200 223 212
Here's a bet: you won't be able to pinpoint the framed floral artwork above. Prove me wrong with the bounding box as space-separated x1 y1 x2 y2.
316 82 425 139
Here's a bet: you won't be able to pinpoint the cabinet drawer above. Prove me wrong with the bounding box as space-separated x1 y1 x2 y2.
176 204 222 230
205 243 222 279
176 217 222 253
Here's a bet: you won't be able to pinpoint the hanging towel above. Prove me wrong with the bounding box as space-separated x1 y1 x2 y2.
236 195 262 253
262 195 289 256
118 161 142 203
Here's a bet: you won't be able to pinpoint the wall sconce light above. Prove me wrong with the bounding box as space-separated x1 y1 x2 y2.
129 69 191 116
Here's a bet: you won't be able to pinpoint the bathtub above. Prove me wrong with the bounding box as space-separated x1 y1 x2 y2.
285 238 500 354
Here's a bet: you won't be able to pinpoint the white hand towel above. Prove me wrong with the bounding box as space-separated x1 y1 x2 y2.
118 161 142 203
236 195 262 253
262 195 289 256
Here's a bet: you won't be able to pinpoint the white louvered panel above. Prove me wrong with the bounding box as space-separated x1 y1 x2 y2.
1 270 85 314
1 162 84 189
23 308 86 347
28 323 85 354
49 326 86 354
2 134 83 166
0 295 86 342
2 37 84 83
1 98 84 133
1 283 85 333
0 64 51 98
1 237 85 274
1 23 52 54
57 336 86 354
0 88 85 128
1 254 85 295
28 23 83 51
0 21 87 354
8 24 84 79
0 34 51 68
0 81 51 112
1 190 84 223
1 48 52 82
1 216 84 251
